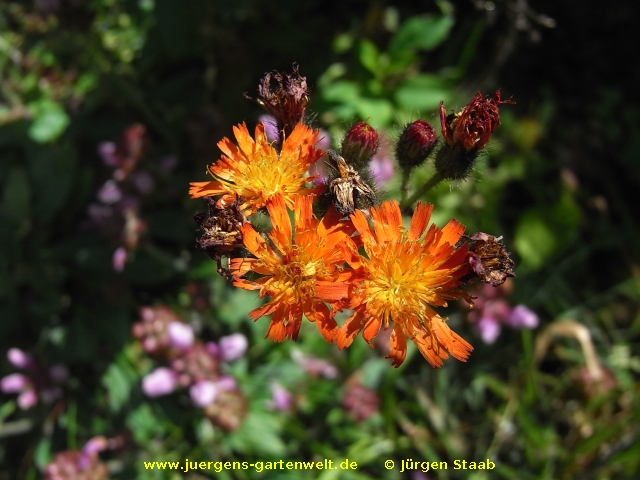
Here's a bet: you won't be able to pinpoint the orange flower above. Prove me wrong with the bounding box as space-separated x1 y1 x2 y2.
230 195 356 343
190 122 323 215
321 200 473 368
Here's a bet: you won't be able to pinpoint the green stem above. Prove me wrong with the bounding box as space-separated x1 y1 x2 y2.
401 171 445 210
400 169 410 204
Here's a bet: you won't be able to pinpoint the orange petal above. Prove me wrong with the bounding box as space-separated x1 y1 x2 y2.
362 317 382 347
305 302 337 343
265 307 287 342
241 224 270 257
189 181 224 198
315 281 351 301
336 311 367 349
387 324 407 368
431 316 473 362
412 331 446 369
372 200 403 244
266 195 292 249
439 218 465 246
248 302 279 321
350 210 375 247
408 202 434 241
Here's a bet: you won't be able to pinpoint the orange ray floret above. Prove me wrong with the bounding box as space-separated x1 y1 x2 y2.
318 200 473 368
189 122 324 215
229 195 357 343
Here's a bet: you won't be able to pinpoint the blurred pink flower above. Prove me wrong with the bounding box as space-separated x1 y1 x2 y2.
17 390 38 410
0 373 30 393
291 348 338 379
218 333 248 362
466 282 539 344
131 171 155 195
7 348 35 369
369 154 394 184
141 367 177 397
507 305 539 329
98 141 118 167
267 383 292 412
167 322 195 350
112 247 127 272
97 180 122 204
190 380 218 407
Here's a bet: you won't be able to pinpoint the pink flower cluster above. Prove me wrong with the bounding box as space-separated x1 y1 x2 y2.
0 348 68 410
133 307 247 410
465 282 539 344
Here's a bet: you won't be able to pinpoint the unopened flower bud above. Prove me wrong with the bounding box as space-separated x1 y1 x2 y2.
341 121 379 168
395 120 436 171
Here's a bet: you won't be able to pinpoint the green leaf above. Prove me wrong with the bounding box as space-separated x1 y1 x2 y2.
28 101 70 143
322 80 360 103
394 74 453 111
2 167 31 222
389 14 454 56
358 39 380 76
514 210 557 270
102 354 138 412
354 98 393 128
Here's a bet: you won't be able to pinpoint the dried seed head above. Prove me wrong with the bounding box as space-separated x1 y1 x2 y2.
325 150 377 217
194 197 247 280
245 64 311 140
465 232 515 287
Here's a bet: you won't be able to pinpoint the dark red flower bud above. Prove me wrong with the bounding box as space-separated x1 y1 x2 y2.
440 90 514 153
395 120 437 170
341 121 379 169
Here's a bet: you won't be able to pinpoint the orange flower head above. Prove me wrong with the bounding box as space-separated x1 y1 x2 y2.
327 200 473 368
189 122 324 215
230 195 356 343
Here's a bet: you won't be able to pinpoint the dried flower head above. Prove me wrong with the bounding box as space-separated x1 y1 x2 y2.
326 150 377 217
435 91 514 181
245 65 311 140
465 232 515 287
440 90 514 152
189 122 323 215
194 197 247 279
203 389 248 431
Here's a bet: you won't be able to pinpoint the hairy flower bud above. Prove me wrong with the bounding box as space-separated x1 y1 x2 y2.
436 91 514 181
395 120 436 170
341 121 379 169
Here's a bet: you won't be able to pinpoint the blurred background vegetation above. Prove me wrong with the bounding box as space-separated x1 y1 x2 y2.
1 0 639 478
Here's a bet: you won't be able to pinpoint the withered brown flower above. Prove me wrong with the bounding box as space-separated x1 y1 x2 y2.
245 64 310 141
194 197 247 280
326 150 377 217
440 90 514 153
465 232 515 287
